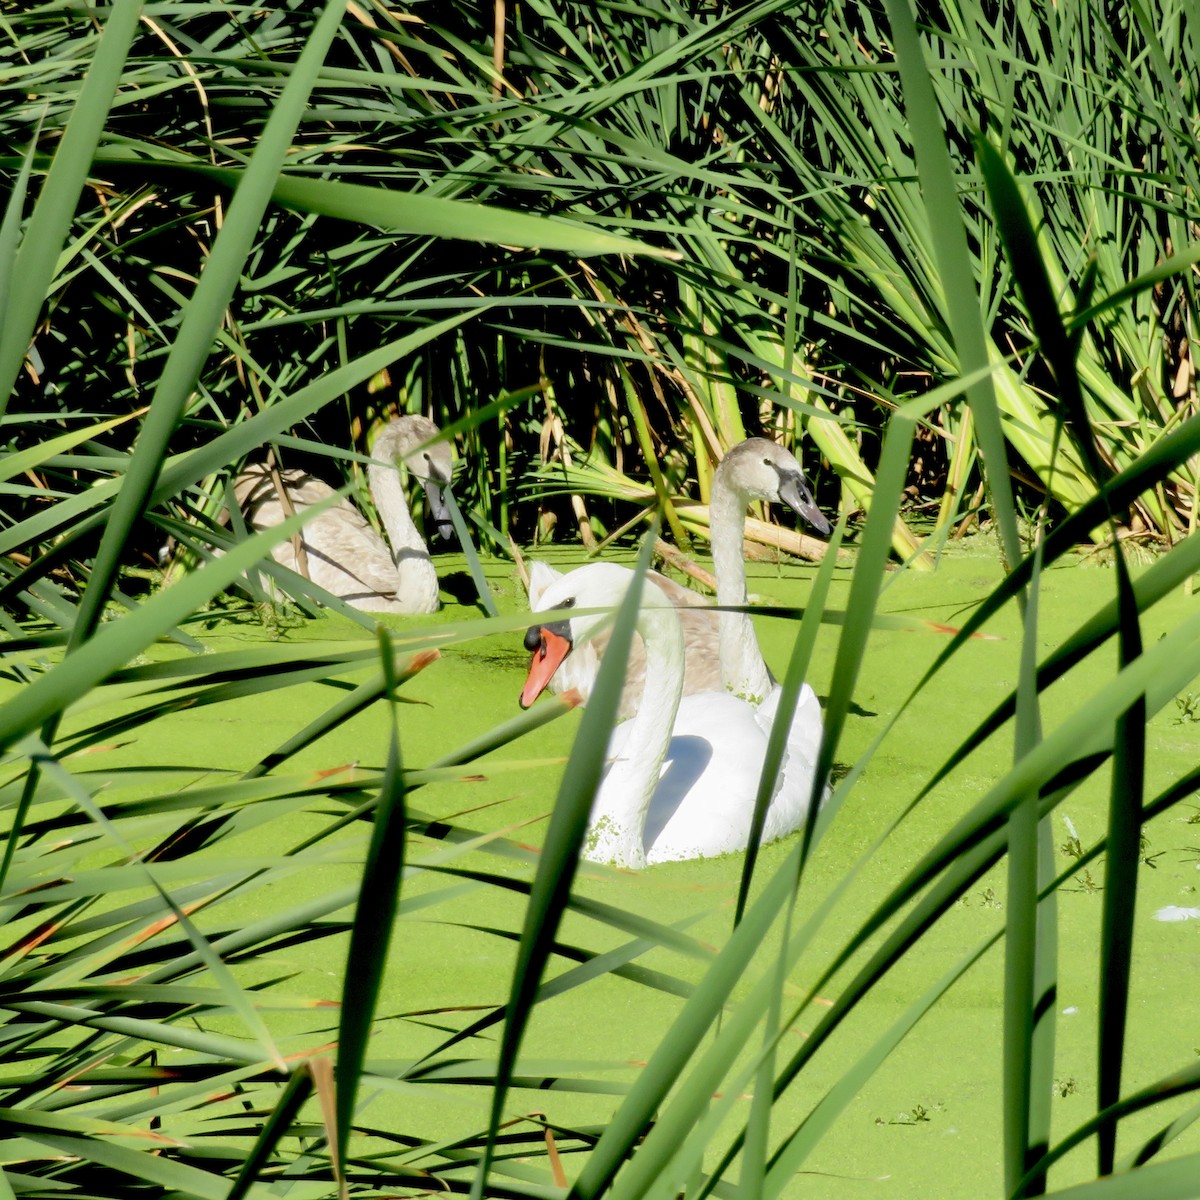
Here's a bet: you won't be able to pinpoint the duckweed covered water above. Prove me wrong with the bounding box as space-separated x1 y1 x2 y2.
21 538 1200 1196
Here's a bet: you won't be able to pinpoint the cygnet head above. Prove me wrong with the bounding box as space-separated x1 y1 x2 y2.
519 562 667 709
373 414 455 540
716 438 831 536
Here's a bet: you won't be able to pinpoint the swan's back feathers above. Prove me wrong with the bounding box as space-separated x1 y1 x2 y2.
627 692 769 863
587 604 719 719
235 465 333 514
233 464 412 611
230 413 452 614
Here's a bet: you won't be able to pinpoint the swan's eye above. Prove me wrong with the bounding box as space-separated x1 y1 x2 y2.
561 597 576 609
762 457 773 467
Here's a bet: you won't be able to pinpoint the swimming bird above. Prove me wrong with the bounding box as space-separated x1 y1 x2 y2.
520 562 822 867
524 437 831 717
234 414 453 614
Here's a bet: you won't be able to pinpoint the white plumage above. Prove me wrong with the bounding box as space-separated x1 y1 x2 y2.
523 562 826 868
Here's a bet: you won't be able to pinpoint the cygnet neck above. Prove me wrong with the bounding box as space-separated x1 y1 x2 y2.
709 469 773 703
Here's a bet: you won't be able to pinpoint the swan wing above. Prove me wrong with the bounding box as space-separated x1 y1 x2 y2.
236 466 406 610
283 505 407 606
755 683 829 840
646 569 711 608
644 693 768 863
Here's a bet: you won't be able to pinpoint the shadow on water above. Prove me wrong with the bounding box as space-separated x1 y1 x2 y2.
439 569 489 609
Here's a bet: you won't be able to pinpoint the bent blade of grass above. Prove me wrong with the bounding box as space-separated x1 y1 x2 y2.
1069 239 1200 336
335 629 410 1187
1019 1059 1200 1192
1038 1154 1200 1200
413 912 706 1069
1123 1096 1200 1173
425 691 583 770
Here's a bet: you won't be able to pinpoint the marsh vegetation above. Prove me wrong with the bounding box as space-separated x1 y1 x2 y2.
2 2 1200 1197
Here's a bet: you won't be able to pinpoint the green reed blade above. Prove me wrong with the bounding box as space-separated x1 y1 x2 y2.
0 0 143 418
885 0 1022 569
335 628 409 1180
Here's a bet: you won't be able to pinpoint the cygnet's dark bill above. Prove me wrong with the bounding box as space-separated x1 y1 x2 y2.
779 472 832 536
424 483 455 541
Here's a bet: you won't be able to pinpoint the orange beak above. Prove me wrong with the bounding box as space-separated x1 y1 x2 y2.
519 626 572 708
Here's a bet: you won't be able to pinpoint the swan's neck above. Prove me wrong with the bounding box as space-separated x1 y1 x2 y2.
369 461 438 609
710 477 772 703
586 606 683 868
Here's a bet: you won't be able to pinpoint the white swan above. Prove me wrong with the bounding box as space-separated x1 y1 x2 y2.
525 437 831 716
234 414 452 614
520 562 816 867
